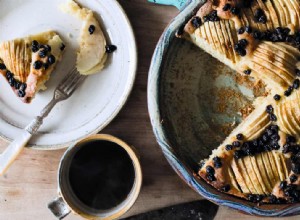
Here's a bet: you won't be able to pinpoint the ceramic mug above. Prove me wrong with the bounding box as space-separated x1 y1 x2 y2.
48 134 142 220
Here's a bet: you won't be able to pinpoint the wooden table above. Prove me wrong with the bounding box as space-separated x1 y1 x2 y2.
0 1 298 220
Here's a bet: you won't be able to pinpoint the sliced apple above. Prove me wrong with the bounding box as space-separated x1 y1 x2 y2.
61 0 107 75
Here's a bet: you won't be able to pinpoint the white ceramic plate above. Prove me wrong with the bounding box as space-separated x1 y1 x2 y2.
0 0 137 149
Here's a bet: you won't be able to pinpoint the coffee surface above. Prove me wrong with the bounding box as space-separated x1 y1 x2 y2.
69 140 135 210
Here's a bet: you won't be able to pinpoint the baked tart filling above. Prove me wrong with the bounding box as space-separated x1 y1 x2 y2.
178 0 300 203
61 0 118 75
0 31 65 103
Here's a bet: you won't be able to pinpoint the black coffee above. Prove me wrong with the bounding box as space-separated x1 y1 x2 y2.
69 140 135 210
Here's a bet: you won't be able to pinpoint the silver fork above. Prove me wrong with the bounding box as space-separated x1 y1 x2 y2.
0 68 86 175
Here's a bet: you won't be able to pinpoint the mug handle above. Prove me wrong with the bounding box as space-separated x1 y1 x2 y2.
48 197 71 220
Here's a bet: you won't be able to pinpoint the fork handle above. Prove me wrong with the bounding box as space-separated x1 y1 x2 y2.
0 98 58 175
0 130 32 175
0 115 45 175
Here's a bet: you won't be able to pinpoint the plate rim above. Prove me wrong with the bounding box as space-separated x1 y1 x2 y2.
0 0 138 150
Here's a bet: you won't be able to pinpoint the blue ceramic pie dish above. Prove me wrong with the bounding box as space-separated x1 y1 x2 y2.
147 0 300 216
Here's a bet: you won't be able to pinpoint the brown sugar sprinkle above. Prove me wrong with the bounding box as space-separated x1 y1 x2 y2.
213 88 244 114
234 75 267 98
240 105 255 119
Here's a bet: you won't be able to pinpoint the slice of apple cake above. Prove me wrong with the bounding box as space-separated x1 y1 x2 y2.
0 31 65 103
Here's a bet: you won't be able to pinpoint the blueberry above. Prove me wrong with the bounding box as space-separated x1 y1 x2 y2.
105 45 117 53
18 90 25 98
191 16 202 28
199 162 205 169
245 26 252 33
206 165 215 175
221 184 231 192
60 43 66 51
39 49 47 58
48 55 56 65
291 155 299 163
89 25 96 35
285 35 294 43
272 143 280 150
243 1 252 8
214 162 222 168
256 195 264 202
258 15 267 24
0 63 6 70
177 25 185 36
244 69 251 75
270 125 279 131
213 156 221 163
255 8 263 17
283 144 291 154
253 31 262 39
292 163 300 174
33 61 43 70
232 141 241 147
268 195 278 204
262 133 269 143
266 128 274 136
225 144 233 151
32 46 39 53
242 142 256 156
266 105 273 114
43 45 51 52
19 83 27 91
239 39 248 48
44 63 49 70
284 185 297 197
238 27 245 35
8 77 15 87
207 174 216 182
286 135 296 144
222 3 231 11
279 181 287 189
31 40 39 47
248 194 255 202
264 144 272 151
236 133 244 140
230 7 240 15
213 157 222 168
283 28 291 35
6 71 13 79
290 175 298 183
269 113 277 121
237 48 246 56
293 79 300 89
271 134 280 142
234 150 244 159
274 94 281 101
14 80 21 89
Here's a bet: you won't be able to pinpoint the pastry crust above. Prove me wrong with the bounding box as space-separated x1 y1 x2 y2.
179 0 300 203
0 31 65 103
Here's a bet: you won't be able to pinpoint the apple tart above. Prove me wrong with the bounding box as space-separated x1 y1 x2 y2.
177 0 300 203
0 31 65 103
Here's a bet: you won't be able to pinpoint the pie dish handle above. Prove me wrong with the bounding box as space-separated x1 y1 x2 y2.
148 0 192 11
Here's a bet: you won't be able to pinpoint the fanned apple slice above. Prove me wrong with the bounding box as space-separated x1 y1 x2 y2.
0 31 65 103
